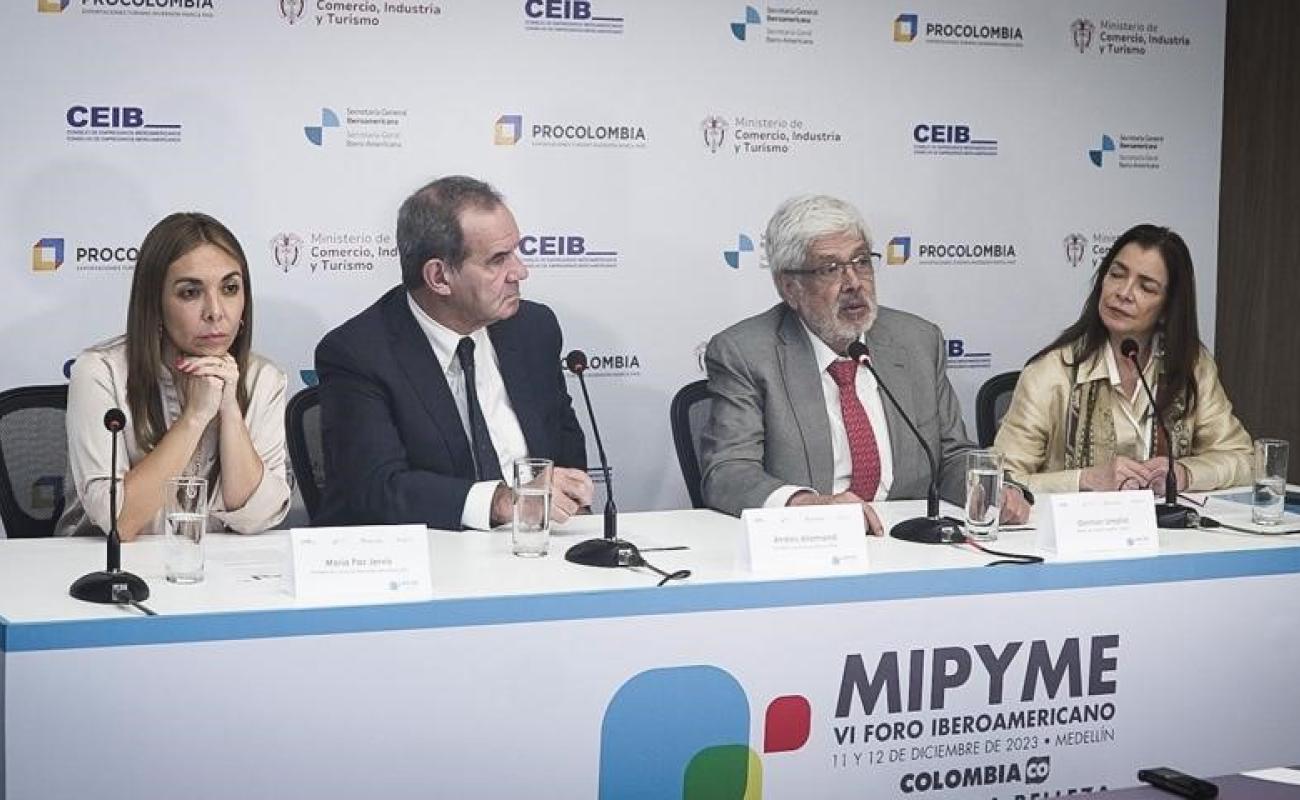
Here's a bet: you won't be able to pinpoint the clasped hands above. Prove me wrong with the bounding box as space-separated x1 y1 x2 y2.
1080 456 1188 494
491 467 595 527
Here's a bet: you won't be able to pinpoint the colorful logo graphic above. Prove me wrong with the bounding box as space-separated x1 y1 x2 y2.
886 235 911 265
730 6 761 41
495 114 523 145
599 666 810 799
1070 18 1095 53
1088 134 1116 167
38 0 69 12
304 108 340 146
279 0 306 25
723 234 755 269
299 369 319 387
1064 233 1087 268
701 115 728 153
893 13 918 42
32 237 65 272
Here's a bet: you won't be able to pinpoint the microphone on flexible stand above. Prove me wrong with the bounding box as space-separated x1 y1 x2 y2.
70 409 150 605
561 351 689 583
845 342 965 544
1119 338 1197 529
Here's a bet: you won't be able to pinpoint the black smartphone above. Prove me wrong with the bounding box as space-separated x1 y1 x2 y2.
1137 767 1218 799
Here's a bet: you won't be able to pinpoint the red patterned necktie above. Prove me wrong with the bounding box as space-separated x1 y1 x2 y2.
826 359 881 500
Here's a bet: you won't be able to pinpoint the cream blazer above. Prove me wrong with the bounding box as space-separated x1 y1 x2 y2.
57 337 291 536
994 343 1253 494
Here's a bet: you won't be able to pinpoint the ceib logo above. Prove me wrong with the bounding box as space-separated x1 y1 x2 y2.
599 666 811 799
495 114 523 145
32 238 65 272
886 236 911 265
893 13 918 42
38 0 69 12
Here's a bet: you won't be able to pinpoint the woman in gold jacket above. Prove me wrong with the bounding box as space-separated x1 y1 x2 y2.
994 224 1252 495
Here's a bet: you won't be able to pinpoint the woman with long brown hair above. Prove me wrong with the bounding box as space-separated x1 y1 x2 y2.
995 224 1252 495
58 212 289 538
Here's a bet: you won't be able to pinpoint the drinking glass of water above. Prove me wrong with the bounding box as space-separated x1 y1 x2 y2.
164 476 208 583
1252 438 1289 525
964 450 1003 542
512 458 553 557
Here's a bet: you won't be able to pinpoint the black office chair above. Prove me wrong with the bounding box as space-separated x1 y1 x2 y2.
0 384 71 538
285 386 325 523
669 380 713 509
975 371 1021 447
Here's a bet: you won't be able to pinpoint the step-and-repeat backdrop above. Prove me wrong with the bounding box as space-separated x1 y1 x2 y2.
1 1 1226 521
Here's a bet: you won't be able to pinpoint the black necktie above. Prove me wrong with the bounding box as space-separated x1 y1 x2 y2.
455 337 503 481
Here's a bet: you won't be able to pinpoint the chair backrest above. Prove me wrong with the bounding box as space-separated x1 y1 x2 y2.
669 380 713 509
0 384 70 538
285 386 324 522
975 370 1021 447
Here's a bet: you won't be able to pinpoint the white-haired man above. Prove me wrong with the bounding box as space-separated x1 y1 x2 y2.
700 194 1029 534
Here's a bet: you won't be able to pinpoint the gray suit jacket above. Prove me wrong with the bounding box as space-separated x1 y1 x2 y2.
700 303 974 515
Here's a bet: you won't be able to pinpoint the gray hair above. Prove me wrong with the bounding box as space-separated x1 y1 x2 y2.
765 194 872 289
397 175 504 290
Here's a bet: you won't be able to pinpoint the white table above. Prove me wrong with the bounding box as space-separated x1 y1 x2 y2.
3 497 1299 799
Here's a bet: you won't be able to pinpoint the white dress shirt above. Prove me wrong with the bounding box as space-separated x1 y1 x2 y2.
764 323 894 507
1100 340 1157 461
407 295 528 530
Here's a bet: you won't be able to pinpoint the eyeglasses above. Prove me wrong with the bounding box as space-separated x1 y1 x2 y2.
784 253 880 282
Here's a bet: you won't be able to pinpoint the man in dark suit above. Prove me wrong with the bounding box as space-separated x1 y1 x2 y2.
315 175 591 530
700 194 1029 534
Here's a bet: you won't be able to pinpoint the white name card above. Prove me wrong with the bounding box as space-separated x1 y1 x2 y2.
290 525 433 603
1038 491 1159 558
740 505 869 576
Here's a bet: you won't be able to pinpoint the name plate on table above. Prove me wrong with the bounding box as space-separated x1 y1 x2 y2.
1039 491 1158 558
290 525 433 602
740 505 868 576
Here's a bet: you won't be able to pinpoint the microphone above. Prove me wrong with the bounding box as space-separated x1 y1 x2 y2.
561 350 628 566
1119 338 1197 528
560 351 690 583
845 342 965 544
70 408 151 606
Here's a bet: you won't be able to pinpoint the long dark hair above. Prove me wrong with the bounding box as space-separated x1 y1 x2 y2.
125 212 253 453
1029 223 1200 416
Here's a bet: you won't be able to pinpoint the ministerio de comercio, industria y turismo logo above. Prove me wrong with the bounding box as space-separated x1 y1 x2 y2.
1068 16 1192 57
269 230 396 275
277 0 441 28
700 114 843 157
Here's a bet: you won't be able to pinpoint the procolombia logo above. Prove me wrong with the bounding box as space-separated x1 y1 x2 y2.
495 114 648 150
894 11 1023 48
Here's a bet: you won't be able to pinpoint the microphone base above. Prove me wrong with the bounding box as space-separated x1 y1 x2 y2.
891 515 967 545
565 537 640 568
70 569 150 604
1156 503 1199 529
